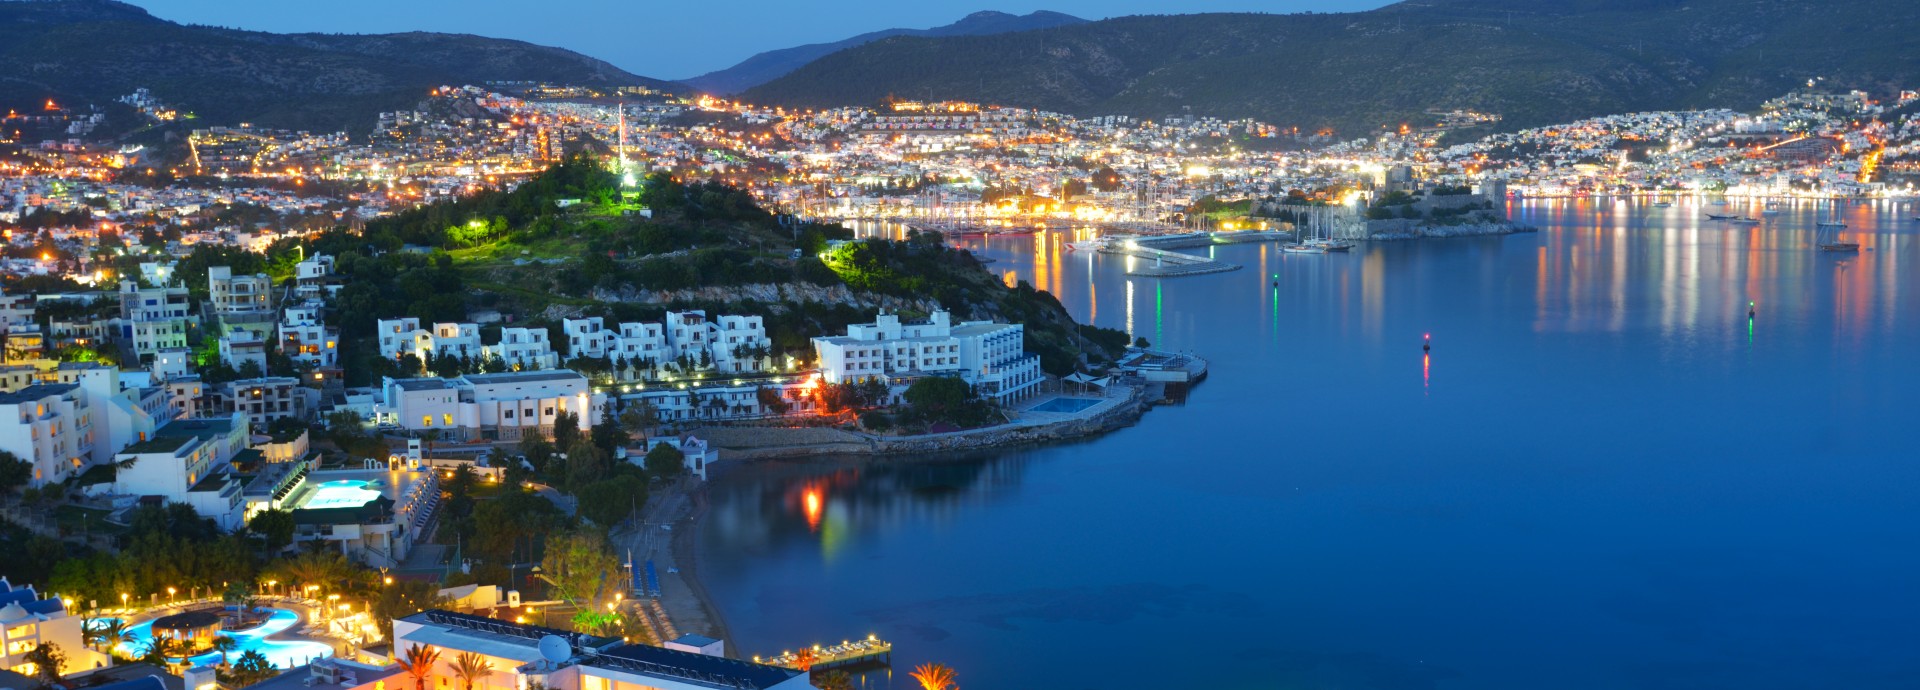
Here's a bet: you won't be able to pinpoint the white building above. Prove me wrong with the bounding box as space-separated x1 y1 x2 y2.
219 328 269 373
709 314 771 374
375 318 483 362
486 327 558 370
152 347 194 381
376 317 423 360
0 577 111 678
114 281 195 361
378 370 604 441
113 434 245 531
561 317 615 359
279 300 340 371
294 253 340 299
563 313 767 376
664 311 711 361
812 309 1043 404
0 384 94 487
52 363 172 468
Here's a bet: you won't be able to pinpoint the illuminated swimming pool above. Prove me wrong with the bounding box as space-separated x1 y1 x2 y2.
298 479 381 510
115 608 333 668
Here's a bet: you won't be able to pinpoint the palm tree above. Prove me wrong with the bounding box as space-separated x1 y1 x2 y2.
909 663 957 690
90 619 131 658
812 670 853 690
397 643 441 690
139 636 179 667
450 651 494 690
210 635 238 667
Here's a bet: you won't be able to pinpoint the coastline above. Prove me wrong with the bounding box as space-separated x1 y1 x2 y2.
665 483 736 655
661 386 1159 659
687 386 1153 461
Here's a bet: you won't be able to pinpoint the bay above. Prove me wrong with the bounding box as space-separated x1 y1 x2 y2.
699 198 1920 690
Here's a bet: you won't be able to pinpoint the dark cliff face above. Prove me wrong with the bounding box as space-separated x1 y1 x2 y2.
743 0 1920 133
0 0 676 131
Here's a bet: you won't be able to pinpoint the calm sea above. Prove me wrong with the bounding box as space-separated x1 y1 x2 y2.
699 199 1920 690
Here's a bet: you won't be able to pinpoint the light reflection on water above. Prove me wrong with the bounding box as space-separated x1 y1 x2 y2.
703 199 1920 690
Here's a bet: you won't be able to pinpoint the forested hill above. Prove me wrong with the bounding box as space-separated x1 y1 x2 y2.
742 0 1920 133
0 0 679 131
306 157 1128 385
680 10 1087 95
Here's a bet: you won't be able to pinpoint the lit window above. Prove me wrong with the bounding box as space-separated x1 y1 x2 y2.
422 415 432 427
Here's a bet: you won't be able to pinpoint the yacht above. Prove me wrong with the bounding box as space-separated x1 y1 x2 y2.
1281 243 1328 254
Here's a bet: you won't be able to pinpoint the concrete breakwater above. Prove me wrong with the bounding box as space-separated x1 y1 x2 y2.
691 390 1151 460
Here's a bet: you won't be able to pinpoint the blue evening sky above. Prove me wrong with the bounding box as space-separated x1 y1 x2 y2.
132 0 1388 79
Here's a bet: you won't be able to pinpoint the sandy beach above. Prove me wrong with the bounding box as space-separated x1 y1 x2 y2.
613 480 734 653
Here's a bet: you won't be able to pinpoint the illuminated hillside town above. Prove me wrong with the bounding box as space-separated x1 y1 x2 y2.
2 35 1918 690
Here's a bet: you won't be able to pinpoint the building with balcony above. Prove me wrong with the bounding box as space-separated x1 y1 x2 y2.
219 328 270 374
0 384 93 487
207 266 274 318
378 370 602 442
114 281 195 361
0 577 110 678
485 327 558 370
812 309 1042 404
218 377 310 427
279 300 340 372
113 435 245 531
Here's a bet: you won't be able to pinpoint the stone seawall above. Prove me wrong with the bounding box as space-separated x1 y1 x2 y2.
692 394 1150 460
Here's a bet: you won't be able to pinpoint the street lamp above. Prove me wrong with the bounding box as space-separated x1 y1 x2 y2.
167 587 176 603
120 593 128 609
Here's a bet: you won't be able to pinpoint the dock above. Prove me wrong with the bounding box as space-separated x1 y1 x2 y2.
758 636 893 671
1100 231 1290 277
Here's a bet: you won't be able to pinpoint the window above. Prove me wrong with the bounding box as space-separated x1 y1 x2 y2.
422 415 432 427
544 407 554 416
504 409 514 419
443 414 453 426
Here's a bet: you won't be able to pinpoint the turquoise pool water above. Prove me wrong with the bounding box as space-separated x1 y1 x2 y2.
298 480 380 510
114 608 333 668
1030 397 1102 413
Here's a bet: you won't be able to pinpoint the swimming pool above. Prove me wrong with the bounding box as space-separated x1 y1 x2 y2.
298 479 381 510
114 608 334 668
1030 397 1102 413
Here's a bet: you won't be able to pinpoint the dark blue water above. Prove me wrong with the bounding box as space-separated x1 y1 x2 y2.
700 199 1920 689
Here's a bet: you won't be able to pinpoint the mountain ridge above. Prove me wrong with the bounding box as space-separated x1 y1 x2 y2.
680 10 1086 95
0 0 680 132
741 0 1920 133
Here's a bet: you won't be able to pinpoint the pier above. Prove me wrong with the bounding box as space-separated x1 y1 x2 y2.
758 636 893 671
1101 231 1290 277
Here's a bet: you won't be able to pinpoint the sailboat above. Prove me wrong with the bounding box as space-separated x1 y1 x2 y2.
1303 206 1354 252
1815 200 1857 252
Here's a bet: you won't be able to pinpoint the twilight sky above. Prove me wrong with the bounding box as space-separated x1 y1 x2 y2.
134 0 1389 79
